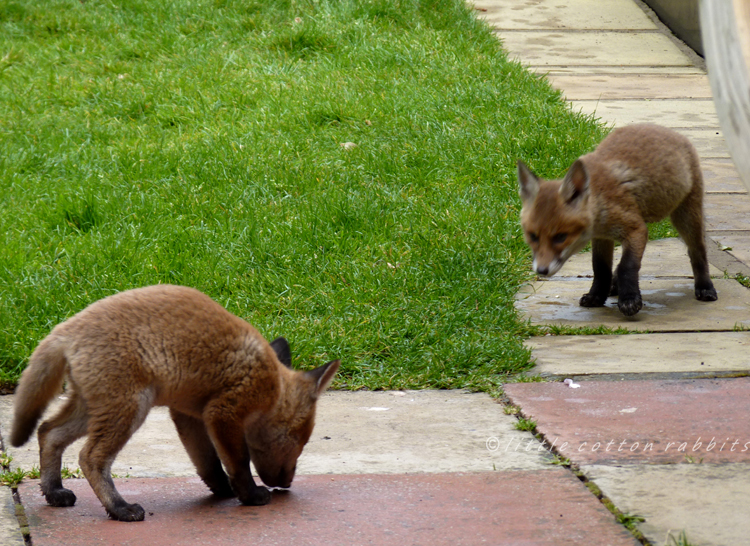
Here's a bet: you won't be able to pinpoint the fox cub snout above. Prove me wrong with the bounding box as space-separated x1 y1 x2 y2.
10 285 340 521
517 123 717 316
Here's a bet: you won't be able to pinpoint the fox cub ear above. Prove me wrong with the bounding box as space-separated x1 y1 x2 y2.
560 159 590 205
270 337 292 368
517 161 539 203
305 360 341 398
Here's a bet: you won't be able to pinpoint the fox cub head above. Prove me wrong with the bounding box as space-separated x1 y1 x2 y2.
248 337 340 489
517 160 594 276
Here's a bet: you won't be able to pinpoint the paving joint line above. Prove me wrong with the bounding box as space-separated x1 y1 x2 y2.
526 371 750 382
534 66 704 69
10 490 30 546
1 433 30 546
492 29 665 34
497 397 653 546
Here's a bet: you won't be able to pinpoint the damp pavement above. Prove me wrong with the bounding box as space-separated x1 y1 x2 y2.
2 1 750 545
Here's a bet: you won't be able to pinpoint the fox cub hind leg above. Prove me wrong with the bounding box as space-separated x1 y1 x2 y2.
37 392 89 508
76 392 154 522
670 185 717 302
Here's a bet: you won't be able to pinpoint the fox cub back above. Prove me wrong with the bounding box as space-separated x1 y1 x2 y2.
517 123 717 316
11 284 340 521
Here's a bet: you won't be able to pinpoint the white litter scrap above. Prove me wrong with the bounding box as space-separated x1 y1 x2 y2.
563 378 581 389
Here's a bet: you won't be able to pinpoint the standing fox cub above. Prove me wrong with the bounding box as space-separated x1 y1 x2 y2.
11 285 340 522
517 123 717 316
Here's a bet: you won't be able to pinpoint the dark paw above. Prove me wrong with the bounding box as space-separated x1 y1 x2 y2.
208 481 236 499
696 286 718 302
618 294 643 316
239 486 271 506
45 488 77 507
579 292 608 307
107 502 146 522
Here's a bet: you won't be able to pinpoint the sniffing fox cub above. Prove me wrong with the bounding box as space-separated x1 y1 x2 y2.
517 123 717 316
11 285 340 521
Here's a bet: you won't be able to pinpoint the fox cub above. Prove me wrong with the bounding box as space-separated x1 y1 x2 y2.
11 284 340 521
517 123 717 316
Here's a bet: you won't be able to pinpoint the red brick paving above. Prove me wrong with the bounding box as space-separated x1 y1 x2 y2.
19 472 638 546
504 378 750 464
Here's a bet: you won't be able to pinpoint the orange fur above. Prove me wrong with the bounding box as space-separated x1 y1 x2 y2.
518 124 717 316
11 285 339 521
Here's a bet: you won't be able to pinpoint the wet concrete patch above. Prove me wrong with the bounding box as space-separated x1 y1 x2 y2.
515 278 750 331
504 378 750 464
19 472 639 546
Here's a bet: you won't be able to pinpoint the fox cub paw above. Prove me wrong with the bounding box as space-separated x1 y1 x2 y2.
238 485 271 506
696 287 718 302
44 488 77 508
618 294 643 317
107 502 146 522
208 481 236 499
579 292 608 308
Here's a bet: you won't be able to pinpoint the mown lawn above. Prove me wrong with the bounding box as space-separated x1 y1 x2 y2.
0 0 606 393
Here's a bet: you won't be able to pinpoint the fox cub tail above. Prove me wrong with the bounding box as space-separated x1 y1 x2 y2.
11 335 69 447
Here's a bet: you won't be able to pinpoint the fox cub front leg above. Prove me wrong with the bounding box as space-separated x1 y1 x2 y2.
613 227 648 317
204 408 271 506
580 239 615 308
170 409 234 498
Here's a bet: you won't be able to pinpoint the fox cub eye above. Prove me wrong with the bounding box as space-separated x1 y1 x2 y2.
528 232 539 243
552 233 568 245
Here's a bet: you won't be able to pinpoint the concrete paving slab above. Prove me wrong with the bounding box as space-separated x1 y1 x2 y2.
678 128 731 158
546 238 722 279
710 232 750 266
535 66 706 75
582 463 750 546
18 472 640 546
704 193 750 231
0 390 549 478
547 73 713 100
515 278 750 331
473 0 656 30
498 31 694 67
503 378 750 464
569 99 719 128
702 158 747 193
526 332 750 378
0 487 24 546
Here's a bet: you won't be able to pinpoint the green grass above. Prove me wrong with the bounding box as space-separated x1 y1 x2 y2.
665 531 698 546
0 0 606 392
514 417 537 431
